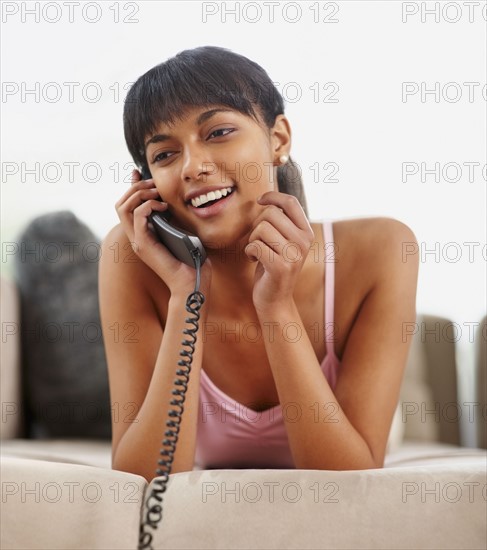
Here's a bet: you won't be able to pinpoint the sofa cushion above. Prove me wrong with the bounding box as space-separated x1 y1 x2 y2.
2 444 485 550
145 446 487 549
13 211 111 439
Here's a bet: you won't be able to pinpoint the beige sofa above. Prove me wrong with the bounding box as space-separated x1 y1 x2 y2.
1 275 486 550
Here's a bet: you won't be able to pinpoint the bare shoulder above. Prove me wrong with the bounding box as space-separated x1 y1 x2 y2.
99 223 171 323
332 216 418 282
332 216 416 252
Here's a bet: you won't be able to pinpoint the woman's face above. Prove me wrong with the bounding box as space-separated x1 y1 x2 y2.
144 104 290 249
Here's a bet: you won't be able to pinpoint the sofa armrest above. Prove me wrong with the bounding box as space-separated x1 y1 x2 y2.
1 456 146 550
399 314 461 446
476 316 486 449
1 277 23 440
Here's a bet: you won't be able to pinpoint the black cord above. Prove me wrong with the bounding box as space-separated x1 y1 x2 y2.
138 250 205 550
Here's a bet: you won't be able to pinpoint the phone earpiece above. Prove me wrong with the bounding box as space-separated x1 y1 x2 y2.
149 212 206 268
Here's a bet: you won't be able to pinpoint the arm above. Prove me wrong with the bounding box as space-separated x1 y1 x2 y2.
98 224 207 481
256 218 419 470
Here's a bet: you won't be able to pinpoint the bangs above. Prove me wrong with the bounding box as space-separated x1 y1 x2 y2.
123 46 284 168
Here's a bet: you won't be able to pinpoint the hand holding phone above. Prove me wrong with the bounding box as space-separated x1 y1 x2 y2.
139 166 207 269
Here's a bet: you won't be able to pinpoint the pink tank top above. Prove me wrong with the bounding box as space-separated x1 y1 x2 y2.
195 221 340 469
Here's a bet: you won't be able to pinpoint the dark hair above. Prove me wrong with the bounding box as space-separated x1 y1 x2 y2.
123 46 308 217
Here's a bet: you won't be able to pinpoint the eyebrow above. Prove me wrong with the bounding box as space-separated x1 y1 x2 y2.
144 108 234 150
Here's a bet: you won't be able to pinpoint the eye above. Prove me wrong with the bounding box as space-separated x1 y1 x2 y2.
153 151 174 163
208 128 235 139
152 128 235 164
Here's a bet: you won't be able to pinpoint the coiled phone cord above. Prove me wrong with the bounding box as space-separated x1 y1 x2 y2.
138 249 205 550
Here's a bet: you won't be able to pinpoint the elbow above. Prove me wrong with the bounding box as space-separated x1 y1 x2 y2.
111 454 145 481
296 449 380 471
112 453 194 482
296 462 379 472
111 449 152 482
336 460 381 471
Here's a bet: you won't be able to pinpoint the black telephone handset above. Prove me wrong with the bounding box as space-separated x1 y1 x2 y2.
137 166 206 550
140 166 207 268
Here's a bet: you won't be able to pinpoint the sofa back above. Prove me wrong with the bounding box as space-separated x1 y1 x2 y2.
399 314 461 445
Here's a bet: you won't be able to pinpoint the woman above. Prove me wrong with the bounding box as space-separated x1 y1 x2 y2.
99 46 419 481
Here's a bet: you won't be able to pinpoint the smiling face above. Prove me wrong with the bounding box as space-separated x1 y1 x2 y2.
144 104 291 249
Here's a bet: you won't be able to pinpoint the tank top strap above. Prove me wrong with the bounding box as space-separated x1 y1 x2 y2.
323 220 337 360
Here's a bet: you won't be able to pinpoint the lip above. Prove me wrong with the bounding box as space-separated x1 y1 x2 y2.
185 185 234 203
187 188 235 218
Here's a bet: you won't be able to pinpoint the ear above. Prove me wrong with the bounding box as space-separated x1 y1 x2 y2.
270 115 292 161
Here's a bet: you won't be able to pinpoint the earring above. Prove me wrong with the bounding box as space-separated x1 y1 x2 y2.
279 154 289 165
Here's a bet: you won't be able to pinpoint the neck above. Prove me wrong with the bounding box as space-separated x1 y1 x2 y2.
205 237 259 319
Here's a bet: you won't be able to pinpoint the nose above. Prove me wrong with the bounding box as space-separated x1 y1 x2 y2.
180 144 214 183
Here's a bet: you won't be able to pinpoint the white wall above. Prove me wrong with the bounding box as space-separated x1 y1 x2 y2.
1 1 485 444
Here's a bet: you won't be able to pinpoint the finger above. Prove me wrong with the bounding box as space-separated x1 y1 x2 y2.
247 219 286 255
133 199 168 236
245 239 279 270
131 169 141 185
115 179 156 209
244 239 282 275
251 204 296 242
124 187 162 212
116 188 162 235
257 191 312 233
132 168 153 184
116 190 160 230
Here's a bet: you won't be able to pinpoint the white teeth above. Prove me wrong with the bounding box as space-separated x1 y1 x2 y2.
191 187 233 207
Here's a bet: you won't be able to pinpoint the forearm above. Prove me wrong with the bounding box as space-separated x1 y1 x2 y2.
257 301 376 470
113 292 207 480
